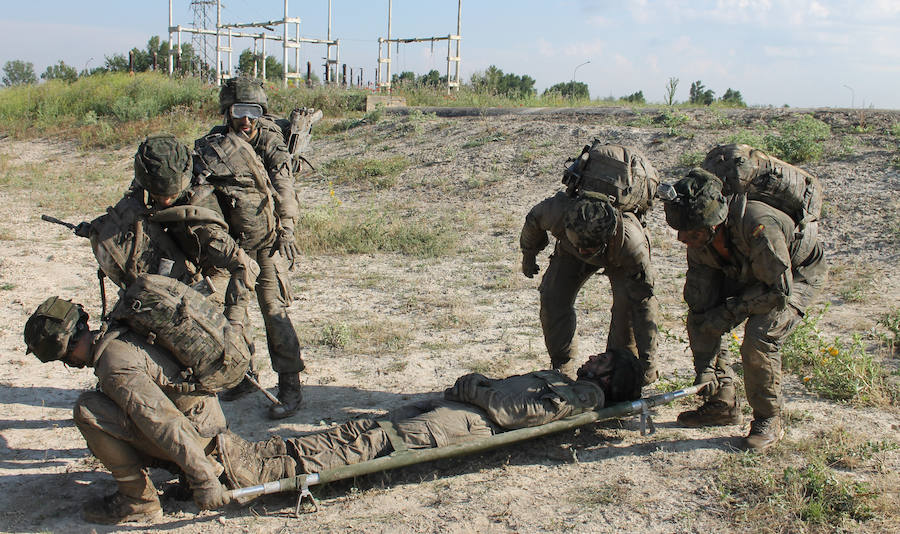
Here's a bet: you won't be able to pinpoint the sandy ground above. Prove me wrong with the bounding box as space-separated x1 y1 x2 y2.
1 106 899 533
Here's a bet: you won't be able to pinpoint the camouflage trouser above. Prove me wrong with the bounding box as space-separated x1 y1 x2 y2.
251 245 303 374
278 401 494 474
688 302 803 419
73 391 219 492
539 247 657 371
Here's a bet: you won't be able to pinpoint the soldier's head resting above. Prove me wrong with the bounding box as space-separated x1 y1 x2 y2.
564 195 619 258
576 349 643 403
219 76 267 140
23 297 93 368
663 168 727 249
134 133 192 208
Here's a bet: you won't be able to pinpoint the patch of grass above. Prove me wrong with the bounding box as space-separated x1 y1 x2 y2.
889 122 900 137
295 203 460 257
718 456 876 527
462 133 505 149
320 322 354 348
723 129 766 148
322 155 410 189
782 307 898 405
676 151 704 168
0 160 124 215
876 307 900 355
383 360 408 373
401 109 436 135
655 370 694 394
655 109 691 136
0 283 15 290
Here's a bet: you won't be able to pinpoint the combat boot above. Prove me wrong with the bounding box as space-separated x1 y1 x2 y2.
219 370 259 401
268 372 303 419
744 416 784 450
677 398 742 427
82 473 162 524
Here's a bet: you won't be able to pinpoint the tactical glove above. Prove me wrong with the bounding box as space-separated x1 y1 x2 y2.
693 304 739 335
445 372 491 403
274 220 298 270
521 253 540 278
193 481 231 510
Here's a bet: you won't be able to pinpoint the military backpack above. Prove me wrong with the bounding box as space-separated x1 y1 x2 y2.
701 143 822 230
562 140 660 218
88 195 198 289
108 273 251 393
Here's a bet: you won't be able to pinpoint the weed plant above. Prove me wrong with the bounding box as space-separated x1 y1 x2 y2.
781 308 897 405
877 308 900 354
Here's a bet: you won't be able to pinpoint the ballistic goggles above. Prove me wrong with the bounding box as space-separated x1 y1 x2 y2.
230 103 264 119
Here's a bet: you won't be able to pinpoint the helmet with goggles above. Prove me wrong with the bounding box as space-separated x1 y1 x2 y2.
218 76 268 115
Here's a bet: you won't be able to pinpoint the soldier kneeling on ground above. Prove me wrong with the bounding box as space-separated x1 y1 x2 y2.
24 297 232 524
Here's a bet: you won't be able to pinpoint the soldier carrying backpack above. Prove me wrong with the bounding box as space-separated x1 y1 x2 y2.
518 142 660 386
194 77 305 419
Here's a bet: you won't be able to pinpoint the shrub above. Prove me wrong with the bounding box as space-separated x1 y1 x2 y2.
763 114 831 163
322 155 409 189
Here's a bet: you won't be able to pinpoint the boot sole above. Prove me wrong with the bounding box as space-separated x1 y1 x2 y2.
83 508 163 525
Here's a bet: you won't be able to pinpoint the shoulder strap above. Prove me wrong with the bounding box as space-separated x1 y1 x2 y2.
150 205 228 229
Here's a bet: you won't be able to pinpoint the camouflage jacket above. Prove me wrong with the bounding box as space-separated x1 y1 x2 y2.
91 329 227 482
207 117 298 224
444 369 604 429
684 194 826 315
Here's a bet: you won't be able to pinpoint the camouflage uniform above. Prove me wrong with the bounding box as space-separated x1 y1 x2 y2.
217 369 606 487
519 192 659 379
683 194 825 420
193 130 304 377
73 329 227 502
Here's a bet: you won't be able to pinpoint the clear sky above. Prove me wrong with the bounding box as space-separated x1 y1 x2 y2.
2 1 899 109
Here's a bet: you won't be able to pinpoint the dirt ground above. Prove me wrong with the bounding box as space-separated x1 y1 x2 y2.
1 106 899 533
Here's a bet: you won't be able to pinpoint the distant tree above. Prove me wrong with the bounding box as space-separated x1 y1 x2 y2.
689 80 715 105
2 60 37 86
664 76 679 106
418 69 445 87
41 60 78 83
622 90 645 104
470 65 536 98
237 49 284 81
543 81 589 99
90 37 201 77
719 88 746 107
392 71 416 85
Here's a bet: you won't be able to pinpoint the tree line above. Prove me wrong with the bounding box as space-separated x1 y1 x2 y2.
1 36 746 107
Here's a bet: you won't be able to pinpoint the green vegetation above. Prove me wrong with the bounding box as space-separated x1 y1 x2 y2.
543 81 589 99
2 60 37 86
877 307 900 354
676 151 705 168
716 428 898 531
781 308 897 406
723 114 831 163
295 203 460 257
322 155 410 189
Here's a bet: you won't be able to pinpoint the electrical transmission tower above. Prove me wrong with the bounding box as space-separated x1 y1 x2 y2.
190 0 217 81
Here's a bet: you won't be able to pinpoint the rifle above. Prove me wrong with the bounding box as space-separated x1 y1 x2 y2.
41 214 91 237
227 382 710 513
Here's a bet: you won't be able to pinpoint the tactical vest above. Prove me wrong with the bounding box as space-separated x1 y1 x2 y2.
194 131 276 251
108 273 251 393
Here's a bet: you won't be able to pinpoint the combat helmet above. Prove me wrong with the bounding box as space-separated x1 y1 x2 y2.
134 134 192 198
219 76 268 115
663 168 728 231
23 297 89 363
564 195 619 252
